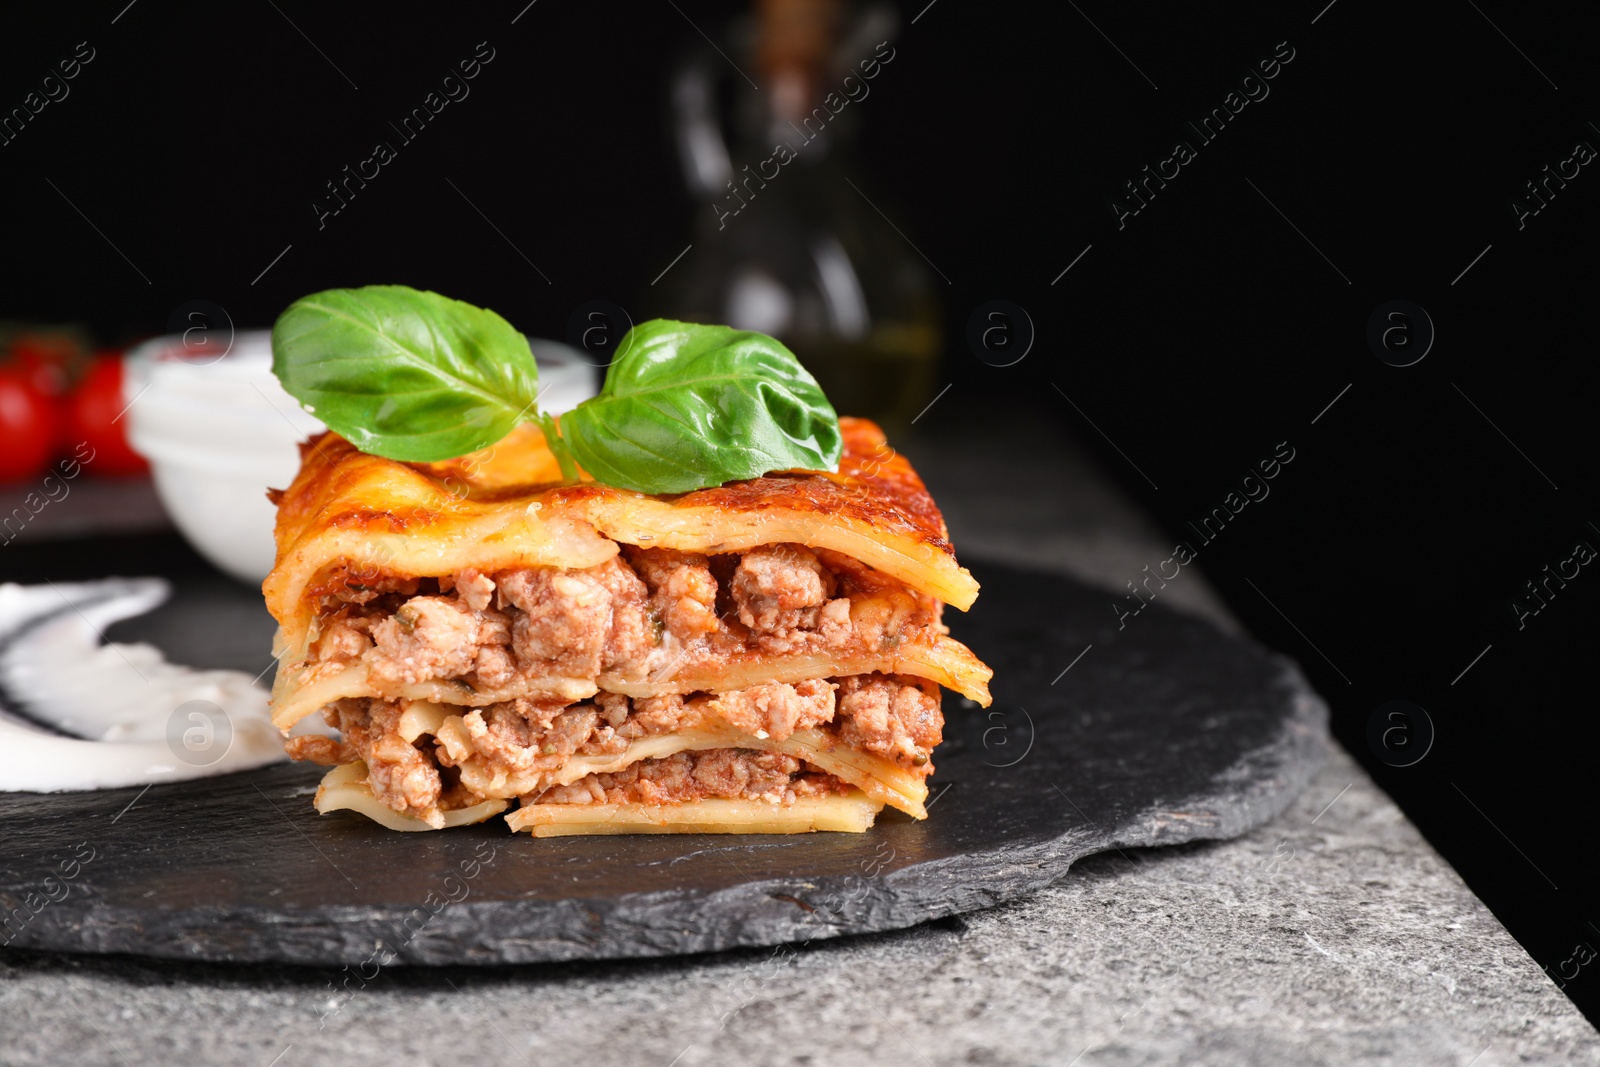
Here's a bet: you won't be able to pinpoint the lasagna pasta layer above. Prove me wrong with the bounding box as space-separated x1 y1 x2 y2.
315 761 882 837
269 634 987 733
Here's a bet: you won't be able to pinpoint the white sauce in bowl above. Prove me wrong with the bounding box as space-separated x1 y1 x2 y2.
0 578 314 792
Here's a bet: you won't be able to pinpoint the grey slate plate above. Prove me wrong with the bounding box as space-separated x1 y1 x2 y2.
0 561 1326 966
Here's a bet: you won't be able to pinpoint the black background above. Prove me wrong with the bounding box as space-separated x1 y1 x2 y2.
2 0 1598 1024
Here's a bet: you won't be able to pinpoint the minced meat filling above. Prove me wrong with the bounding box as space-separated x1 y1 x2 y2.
623 546 720 641
286 673 942 824
305 543 935 691
704 677 837 741
530 749 849 807
729 543 836 633
288 698 477 828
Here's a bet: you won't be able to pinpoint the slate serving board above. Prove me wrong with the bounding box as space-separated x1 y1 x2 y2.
0 559 1326 966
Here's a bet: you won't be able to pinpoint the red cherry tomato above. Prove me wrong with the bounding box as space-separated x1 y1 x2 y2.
0 368 57 483
7 335 81 398
65 354 148 477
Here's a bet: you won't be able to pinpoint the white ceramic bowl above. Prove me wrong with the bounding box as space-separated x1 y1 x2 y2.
124 331 597 585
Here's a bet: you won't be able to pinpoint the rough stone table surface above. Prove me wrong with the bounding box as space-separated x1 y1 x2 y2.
3 413 1595 1065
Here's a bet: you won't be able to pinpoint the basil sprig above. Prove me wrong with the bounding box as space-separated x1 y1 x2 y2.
271 286 842 492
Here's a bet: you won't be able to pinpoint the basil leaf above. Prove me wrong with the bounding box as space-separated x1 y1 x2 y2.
557 319 842 493
271 285 539 462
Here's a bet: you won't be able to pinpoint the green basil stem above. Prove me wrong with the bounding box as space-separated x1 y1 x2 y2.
536 413 579 483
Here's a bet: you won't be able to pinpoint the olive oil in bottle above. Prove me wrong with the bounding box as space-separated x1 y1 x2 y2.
656 0 941 436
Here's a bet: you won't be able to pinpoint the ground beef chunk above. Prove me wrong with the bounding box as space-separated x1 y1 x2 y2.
322 698 445 826
835 674 943 766
622 693 691 737
595 691 630 728
367 750 442 826
707 678 836 740
724 544 856 654
453 568 496 611
625 547 721 641
472 644 517 688
461 702 534 766
578 725 630 756
542 704 600 756
497 566 613 677
590 557 657 674
815 548 935 653
461 701 598 772
730 544 836 633
309 613 373 666
283 734 353 765
817 597 853 646
366 597 510 687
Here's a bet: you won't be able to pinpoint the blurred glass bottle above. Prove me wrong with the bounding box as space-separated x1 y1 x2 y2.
657 0 940 434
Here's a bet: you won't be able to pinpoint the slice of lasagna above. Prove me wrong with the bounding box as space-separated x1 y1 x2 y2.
264 417 991 835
